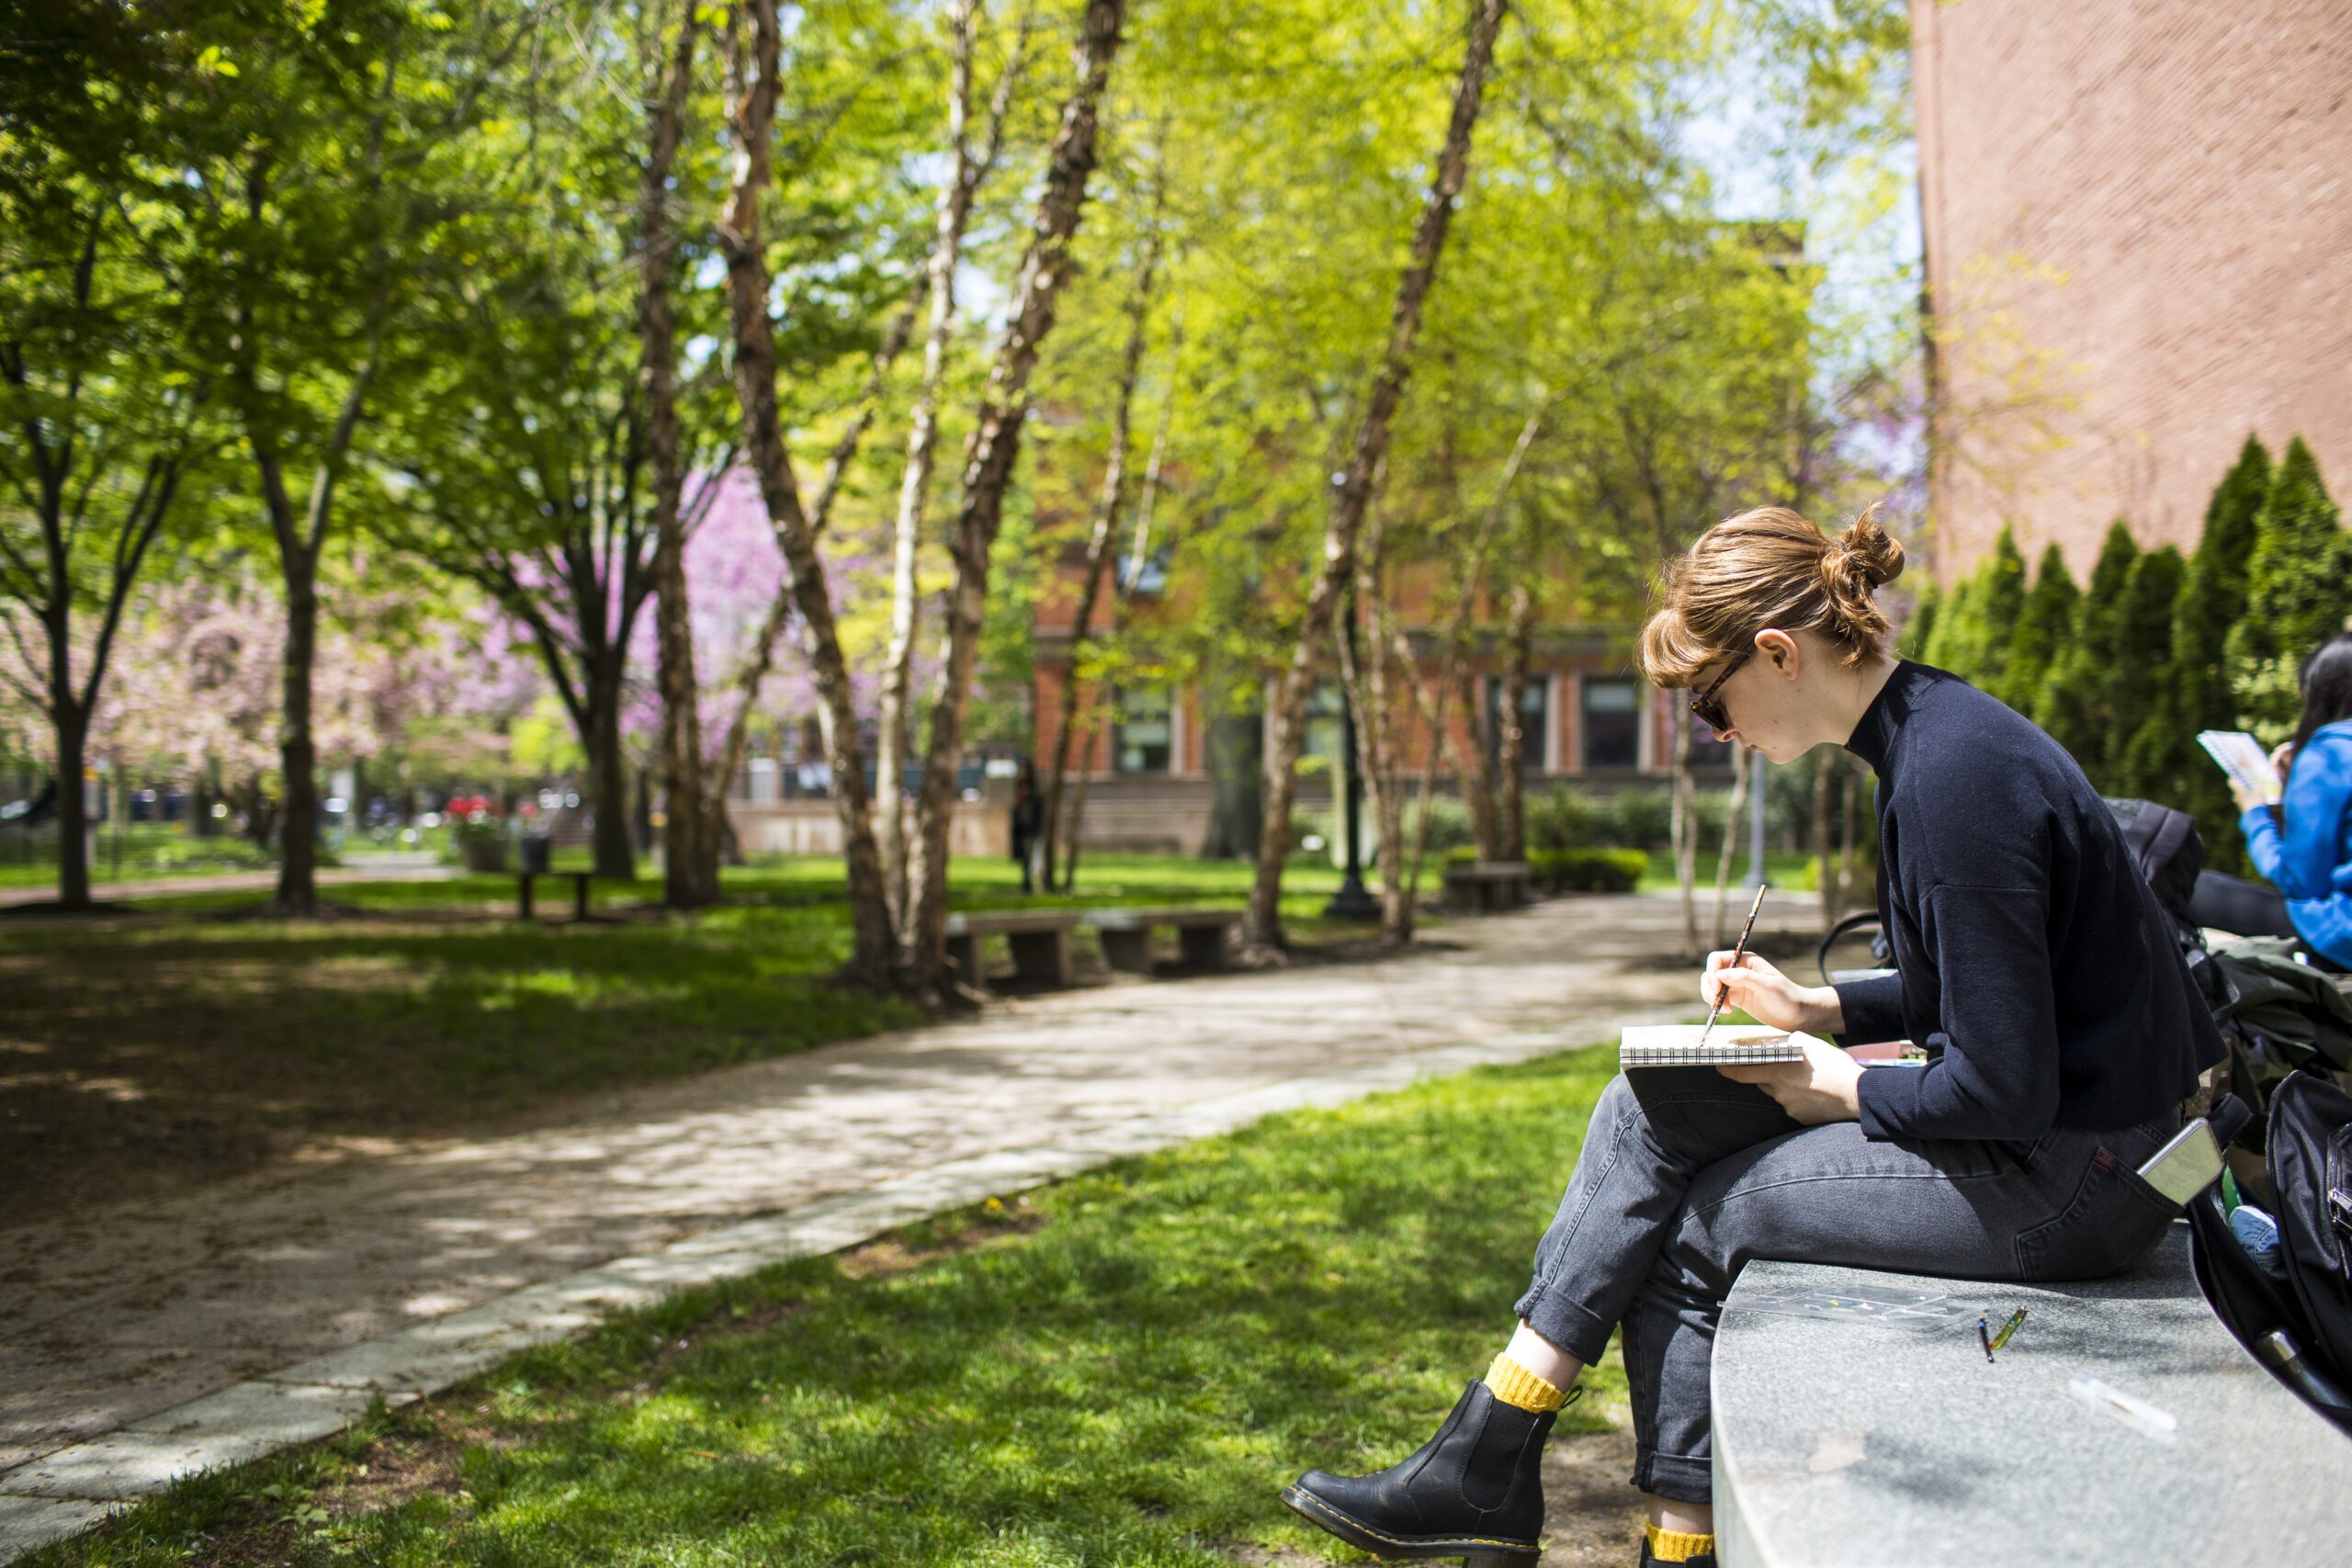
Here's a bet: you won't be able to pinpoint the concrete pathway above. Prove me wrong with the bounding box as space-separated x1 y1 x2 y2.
0 888 1816 1561
0 863 456 910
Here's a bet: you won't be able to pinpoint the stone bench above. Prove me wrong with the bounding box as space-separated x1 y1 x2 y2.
942 909 1080 989
1711 1224 2352 1567
1442 860 1532 912
1078 907 1241 974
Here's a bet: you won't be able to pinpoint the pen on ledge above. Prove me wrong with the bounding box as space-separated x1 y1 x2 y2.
1699 882 1770 1052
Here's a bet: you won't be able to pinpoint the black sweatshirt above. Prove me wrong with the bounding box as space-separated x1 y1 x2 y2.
1834 661 2223 1141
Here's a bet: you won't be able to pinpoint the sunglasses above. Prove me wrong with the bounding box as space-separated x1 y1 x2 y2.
1689 649 1752 737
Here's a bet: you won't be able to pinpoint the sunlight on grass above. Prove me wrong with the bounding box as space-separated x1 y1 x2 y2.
29 1048 1626 1567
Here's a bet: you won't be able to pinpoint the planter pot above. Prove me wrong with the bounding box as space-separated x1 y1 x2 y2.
459 836 511 874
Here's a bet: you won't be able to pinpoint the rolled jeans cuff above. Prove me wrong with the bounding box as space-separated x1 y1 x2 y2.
1633 1442 1713 1506
1510 1279 1614 1368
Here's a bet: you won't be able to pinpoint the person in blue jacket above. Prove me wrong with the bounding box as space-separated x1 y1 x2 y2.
2193 633 2352 974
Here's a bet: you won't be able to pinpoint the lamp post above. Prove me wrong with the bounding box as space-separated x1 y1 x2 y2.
1324 582 1380 921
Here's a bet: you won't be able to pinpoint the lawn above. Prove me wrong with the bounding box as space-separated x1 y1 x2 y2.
1634 847 1870 897
0 825 279 889
0 853 1403 1224
24 1044 1629 1568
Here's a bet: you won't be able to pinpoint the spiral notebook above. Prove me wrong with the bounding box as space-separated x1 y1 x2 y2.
1620 1024 1815 1068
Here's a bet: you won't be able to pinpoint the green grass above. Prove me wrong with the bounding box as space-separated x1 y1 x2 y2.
0 826 281 888
1635 848 1864 896
25 1045 1626 1568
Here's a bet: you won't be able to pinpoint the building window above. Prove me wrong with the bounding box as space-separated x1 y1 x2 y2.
1119 543 1171 597
1485 674 1550 774
1581 677 1641 771
1115 687 1173 773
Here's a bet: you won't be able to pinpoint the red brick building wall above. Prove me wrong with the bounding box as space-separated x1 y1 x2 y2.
1914 0 2352 581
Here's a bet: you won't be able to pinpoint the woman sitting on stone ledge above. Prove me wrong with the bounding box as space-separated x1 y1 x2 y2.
1280 504 2225 1568
2189 631 2352 975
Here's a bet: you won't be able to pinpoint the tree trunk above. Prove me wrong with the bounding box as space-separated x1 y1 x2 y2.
1496 580 1532 861
272 538 320 913
1671 706 1699 961
1710 741 1749 947
638 4 716 910
719 0 899 985
1201 686 1262 858
1399 396 1546 900
1040 217 1160 893
192 759 217 840
902 0 1129 997
585 655 636 879
1243 0 1508 952
708 271 928 810
51 703 90 910
876 0 985 922
1060 698 1102 889
1448 659 1506 860
1339 527 1411 941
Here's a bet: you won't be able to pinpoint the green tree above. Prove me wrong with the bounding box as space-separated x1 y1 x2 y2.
1898 581 1939 660
2227 435 2352 740
1918 571 1972 670
0 1 231 909
1996 544 2078 713
1929 525 2025 690
2134 437 2268 864
2107 545 2184 796
165 2 539 914
2033 520 2139 780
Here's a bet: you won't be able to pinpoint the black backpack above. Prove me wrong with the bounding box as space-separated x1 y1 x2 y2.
2188 1079 2352 1430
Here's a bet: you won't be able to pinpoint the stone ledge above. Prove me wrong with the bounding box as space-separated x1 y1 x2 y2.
1713 1226 2352 1568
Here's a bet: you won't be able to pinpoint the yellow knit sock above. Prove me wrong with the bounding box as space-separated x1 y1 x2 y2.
1644 1524 1715 1562
1482 1350 1568 1413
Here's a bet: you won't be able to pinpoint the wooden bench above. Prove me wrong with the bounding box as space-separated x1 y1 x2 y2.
1710 1225 2352 1566
942 910 1080 989
514 870 599 920
1441 860 1532 912
1078 907 1242 974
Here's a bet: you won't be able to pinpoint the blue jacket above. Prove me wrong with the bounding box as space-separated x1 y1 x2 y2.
2243 718 2352 967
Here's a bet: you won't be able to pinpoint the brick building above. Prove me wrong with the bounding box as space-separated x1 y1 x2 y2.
1029 550 1725 857
1913 0 2352 581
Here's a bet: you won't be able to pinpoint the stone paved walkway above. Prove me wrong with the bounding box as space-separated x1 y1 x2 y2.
0 887 1816 1560
0 863 454 910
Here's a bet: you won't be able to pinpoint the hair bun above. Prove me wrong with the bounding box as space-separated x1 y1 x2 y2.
1838 504 1905 588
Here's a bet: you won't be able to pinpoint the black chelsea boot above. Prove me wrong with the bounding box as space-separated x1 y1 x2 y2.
1281 1379 1562 1563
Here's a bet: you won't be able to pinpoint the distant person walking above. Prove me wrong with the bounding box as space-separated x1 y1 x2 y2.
1010 761 1044 895
2192 632 2352 973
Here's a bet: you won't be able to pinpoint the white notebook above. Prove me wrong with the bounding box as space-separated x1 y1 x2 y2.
1620 1024 1815 1068
2197 729 2281 799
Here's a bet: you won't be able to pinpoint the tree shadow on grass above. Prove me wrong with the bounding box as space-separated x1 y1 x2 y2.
0 906 919 1222
32 1055 1625 1568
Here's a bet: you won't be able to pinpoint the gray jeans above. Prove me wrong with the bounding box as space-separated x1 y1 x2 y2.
1511 1068 2182 1504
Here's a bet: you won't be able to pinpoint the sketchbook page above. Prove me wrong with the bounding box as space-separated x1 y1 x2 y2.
1619 1025 1815 1066
2197 729 2281 798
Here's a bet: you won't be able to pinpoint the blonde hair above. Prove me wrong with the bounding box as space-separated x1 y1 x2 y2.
1638 503 1905 688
